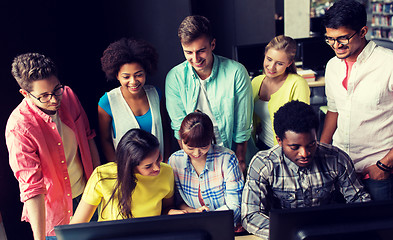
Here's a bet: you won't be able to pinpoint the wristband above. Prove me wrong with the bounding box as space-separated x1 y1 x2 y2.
376 160 392 172
377 160 392 170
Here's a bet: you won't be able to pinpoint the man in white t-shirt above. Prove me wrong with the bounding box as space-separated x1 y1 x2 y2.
165 15 253 171
320 0 393 200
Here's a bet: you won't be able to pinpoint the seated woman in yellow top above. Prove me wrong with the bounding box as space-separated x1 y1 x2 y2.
252 35 310 149
70 129 179 222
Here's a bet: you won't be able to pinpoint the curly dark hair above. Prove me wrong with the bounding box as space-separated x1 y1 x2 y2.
100 38 158 81
11 53 57 92
323 0 367 32
273 100 319 140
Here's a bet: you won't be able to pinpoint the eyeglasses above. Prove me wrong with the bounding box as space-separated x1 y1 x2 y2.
325 31 358 46
27 85 65 103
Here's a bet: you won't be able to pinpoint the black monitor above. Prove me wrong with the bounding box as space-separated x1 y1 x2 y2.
269 200 393 240
235 37 335 78
235 42 267 77
55 210 234 240
298 37 335 72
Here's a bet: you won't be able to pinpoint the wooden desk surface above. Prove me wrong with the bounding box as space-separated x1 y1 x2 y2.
308 76 325 87
235 234 265 240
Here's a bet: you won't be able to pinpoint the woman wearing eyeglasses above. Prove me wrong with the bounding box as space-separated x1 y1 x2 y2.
98 38 169 162
252 35 310 149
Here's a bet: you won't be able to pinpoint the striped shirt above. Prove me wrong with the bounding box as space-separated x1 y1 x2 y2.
168 144 244 225
241 143 371 238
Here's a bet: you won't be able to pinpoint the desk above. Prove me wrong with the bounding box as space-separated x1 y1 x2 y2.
307 76 325 88
235 234 265 240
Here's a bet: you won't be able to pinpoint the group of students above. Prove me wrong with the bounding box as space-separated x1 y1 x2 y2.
6 0 393 239
69 13 310 230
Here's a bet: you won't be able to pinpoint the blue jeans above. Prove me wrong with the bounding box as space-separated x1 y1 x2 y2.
46 236 57 240
362 176 393 201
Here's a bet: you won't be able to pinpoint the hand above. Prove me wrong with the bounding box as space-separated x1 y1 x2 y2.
364 164 391 180
193 205 209 213
167 209 188 215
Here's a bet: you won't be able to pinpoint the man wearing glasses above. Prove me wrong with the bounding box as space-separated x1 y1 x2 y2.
320 0 393 201
6 53 100 240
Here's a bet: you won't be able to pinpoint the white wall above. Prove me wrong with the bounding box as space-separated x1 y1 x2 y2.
284 0 310 38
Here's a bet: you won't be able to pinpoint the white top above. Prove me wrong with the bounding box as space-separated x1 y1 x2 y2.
196 77 223 146
325 41 393 173
254 99 274 148
51 112 85 197
108 85 164 155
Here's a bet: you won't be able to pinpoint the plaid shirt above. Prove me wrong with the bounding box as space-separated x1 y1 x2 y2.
168 144 244 224
241 143 371 238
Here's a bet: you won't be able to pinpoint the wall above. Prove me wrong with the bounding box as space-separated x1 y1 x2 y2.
234 0 275 46
284 0 310 38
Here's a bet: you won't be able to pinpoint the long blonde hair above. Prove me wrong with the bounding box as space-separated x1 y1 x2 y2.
264 35 297 74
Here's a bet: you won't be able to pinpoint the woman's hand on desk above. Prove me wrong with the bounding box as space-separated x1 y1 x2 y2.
194 205 209 213
168 205 209 215
178 203 210 213
167 209 188 215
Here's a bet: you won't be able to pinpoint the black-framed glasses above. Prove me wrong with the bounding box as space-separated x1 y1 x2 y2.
27 85 65 103
325 31 358 46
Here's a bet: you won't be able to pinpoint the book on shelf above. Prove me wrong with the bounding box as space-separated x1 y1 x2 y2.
297 69 316 82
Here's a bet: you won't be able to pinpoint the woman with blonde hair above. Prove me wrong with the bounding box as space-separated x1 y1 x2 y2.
252 35 310 149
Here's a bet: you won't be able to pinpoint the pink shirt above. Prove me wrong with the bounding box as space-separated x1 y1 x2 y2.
342 59 355 90
5 86 95 236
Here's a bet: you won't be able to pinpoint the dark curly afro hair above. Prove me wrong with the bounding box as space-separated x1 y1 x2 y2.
101 38 158 81
273 100 319 140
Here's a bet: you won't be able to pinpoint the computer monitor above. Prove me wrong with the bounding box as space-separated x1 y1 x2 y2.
55 210 234 240
235 37 334 78
235 42 267 77
269 200 393 240
298 37 335 72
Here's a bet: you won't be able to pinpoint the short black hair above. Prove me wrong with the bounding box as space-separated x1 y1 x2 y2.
273 100 319 140
323 0 367 32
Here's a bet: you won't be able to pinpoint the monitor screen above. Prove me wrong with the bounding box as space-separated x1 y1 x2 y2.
269 200 393 240
299 37 335 72
55 210 234 240
235 42 267 77
235 37 335 78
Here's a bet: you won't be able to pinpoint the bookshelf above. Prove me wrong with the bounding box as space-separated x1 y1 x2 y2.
370 0 393 41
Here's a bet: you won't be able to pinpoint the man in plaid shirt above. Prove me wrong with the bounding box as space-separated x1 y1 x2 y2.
241 101 370 238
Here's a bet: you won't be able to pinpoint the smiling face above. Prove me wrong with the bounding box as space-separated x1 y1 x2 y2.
181 36 216 80
134 148 162 176
117 62 146 96
263 48 292 79
277 130 317 168
182 141 211 162
20 75 63 115
325 26 368 62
